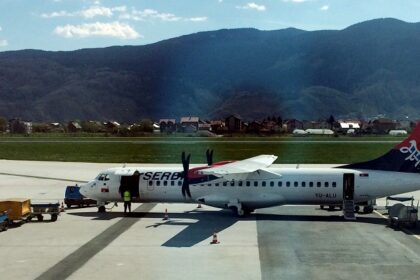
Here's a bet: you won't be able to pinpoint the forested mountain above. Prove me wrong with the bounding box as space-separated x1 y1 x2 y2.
1 18 420 121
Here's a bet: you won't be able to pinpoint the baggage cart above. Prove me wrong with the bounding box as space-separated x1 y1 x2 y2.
320 199 376 213
0 211 9 231
0 198 31 223
386 196 418 228
29 202 60 222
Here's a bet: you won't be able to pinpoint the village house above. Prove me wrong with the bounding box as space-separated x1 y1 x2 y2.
159 119 176 133
371 118 398 134
180 116 199 133
67 121 82 133
225 114 243 132
261 119 281 133
302 120 330 130
210 120 225 133
337 120 361 134
9 118 32 134
247 121 263 133
198 120 212 131
103 121 121 133
283 119 303 133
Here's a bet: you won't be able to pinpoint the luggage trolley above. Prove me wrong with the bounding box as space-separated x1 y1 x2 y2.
386 196 419 228
0 211 9 232
29 202 60 222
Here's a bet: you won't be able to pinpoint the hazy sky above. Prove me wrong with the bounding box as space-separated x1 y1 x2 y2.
1 0 420 51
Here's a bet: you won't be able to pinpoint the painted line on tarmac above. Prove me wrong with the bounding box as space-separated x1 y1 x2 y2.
0 172 88 183
374 210 420 241
35 203 156 280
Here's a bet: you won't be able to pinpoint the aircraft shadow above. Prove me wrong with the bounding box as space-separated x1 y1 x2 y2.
68 209 240 247
147 210 241 247
68 209 392 247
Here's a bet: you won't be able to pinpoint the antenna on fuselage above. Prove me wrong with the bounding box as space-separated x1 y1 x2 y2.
123 163 127 168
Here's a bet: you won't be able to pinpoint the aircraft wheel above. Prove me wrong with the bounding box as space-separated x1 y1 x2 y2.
320 205 325 210
363 206 374 214
354 205 360 213
98 206 106 213
328 205 335 211
243 208 254 215
229 206 238 216
229 206 244 217
37 215 44 222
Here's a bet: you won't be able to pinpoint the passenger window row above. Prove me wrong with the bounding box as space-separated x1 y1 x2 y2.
147 180 337 188
148 180 183 187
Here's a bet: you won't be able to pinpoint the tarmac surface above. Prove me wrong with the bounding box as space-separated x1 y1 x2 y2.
1 160 420 280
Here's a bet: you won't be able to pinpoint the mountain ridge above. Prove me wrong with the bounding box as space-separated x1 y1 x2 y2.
0 18 419 122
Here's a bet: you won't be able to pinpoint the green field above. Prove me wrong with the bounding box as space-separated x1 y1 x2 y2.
0 136 404 163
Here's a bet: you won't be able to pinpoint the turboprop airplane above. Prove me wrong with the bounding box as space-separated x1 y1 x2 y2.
80 123 420 219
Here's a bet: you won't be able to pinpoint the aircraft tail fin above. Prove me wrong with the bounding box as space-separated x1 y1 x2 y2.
341 122 420 173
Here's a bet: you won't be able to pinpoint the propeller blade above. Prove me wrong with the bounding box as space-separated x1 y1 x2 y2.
206 149 214 166
181 151 191 198
181 183 186 197
183 180 191 197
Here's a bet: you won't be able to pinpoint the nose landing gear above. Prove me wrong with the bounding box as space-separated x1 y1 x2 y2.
97 202 106 213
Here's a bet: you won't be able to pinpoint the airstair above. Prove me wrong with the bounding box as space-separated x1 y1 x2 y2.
343 200 356 220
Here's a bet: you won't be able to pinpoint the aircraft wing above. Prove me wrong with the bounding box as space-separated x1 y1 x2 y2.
198 155 278 176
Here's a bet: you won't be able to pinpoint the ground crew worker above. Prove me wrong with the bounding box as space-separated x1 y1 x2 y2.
123 190 131 215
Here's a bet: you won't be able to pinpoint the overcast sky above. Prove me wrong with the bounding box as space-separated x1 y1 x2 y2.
1 0 420 51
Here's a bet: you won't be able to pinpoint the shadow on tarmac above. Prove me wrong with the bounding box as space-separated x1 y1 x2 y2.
68 208 395 247
68 209 240 247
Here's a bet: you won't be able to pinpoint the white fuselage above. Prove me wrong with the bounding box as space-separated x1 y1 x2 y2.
80 166 420 210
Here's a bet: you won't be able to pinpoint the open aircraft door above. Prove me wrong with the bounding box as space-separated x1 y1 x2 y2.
343 173 355 200
115 169 140 199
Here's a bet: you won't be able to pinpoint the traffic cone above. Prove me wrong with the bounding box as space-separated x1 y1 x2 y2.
197 203 202 209
210 232 220 244
60 202 65 212
163 208 169 220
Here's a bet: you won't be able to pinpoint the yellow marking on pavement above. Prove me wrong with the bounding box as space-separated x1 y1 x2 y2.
373 210 387 219
373 210 420 241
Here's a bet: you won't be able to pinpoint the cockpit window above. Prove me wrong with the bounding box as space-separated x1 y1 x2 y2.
104 174 110 181
96 174 106 181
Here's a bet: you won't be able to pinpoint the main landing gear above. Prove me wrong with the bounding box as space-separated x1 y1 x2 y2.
228 199 244 216
227 199 254 217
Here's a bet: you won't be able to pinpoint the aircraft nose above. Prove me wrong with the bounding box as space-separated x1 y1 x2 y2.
79 183 89 197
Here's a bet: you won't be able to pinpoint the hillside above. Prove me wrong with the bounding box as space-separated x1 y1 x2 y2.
1 18 420 121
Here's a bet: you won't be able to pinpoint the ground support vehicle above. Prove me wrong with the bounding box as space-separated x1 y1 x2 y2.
65 185 96 208
0 211 9 231
28 203 60 222
386 196 418 229
0 198 31 224
320 199 376 213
